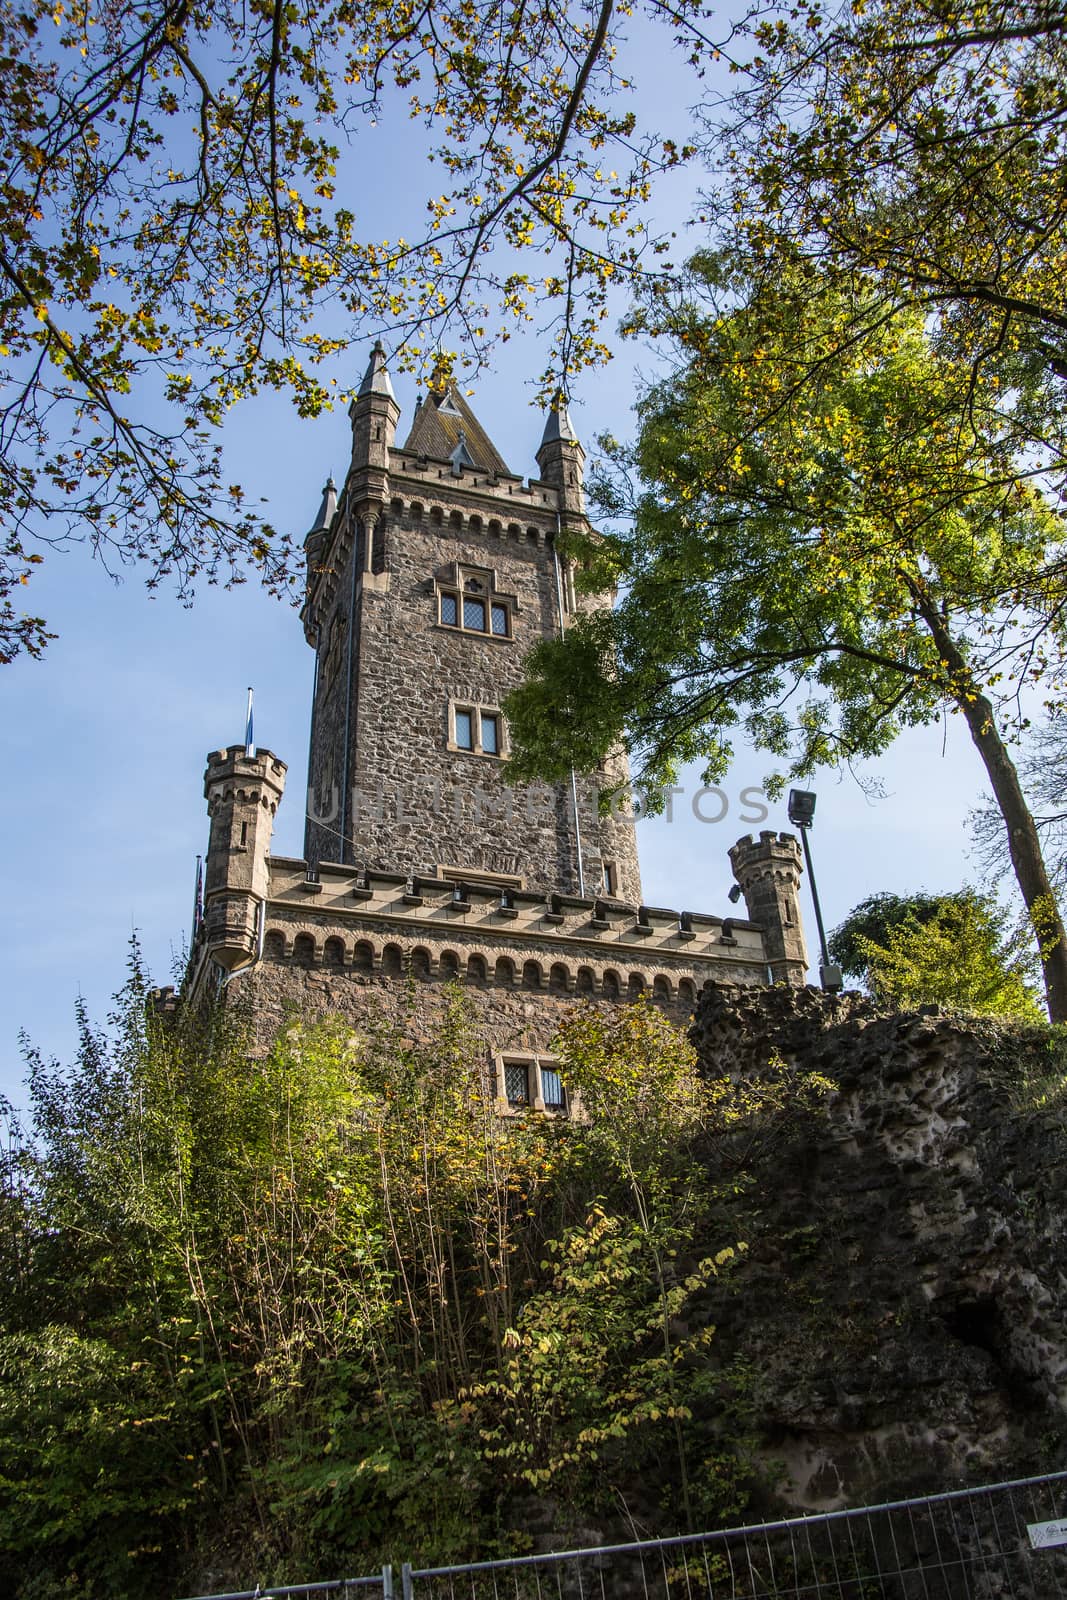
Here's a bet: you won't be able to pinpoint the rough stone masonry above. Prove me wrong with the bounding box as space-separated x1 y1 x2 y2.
688 982 1067 1512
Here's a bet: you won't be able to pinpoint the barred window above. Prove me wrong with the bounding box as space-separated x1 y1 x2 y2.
505 1062 530 1107
540 1067 566 1110
496 1054 569 1116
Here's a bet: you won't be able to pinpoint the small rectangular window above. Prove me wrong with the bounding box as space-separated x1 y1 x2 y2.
491 603 509 636
603 861 618 896
440 592 458 626
541 1067 566 1110
463 596 487 631
505 1061 530 1106
481 713 499 755
455 708 474 749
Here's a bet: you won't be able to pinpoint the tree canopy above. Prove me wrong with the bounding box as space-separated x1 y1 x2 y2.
829 888 1045 1020
9 0 1067 664
505 257 1067 1017
0 0 710 663
711 0 1067 427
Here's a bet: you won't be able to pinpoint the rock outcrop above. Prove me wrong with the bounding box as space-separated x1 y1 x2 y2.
688 983 1067 1512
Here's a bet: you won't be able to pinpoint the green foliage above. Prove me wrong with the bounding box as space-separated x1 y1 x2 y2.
715 0 1067 440
0 966 776 1596
830 889 1045 1021
505 259 1067 1016
509 267 1067 795
830 892 975 979
0 0 706 662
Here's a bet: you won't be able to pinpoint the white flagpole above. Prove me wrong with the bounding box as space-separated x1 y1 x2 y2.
244 686 255 757
192 854 203 937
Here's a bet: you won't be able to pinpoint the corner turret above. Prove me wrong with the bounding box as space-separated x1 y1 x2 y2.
350 341 400 476
536 399 586 520
202 746 287 971
348 342 401 586
304 475 337 584
729 831 808 985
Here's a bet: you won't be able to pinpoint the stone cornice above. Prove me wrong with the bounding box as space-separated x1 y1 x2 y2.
265 858 761 968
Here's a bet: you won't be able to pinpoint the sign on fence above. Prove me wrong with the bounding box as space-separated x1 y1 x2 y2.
1030 1518 1067 1551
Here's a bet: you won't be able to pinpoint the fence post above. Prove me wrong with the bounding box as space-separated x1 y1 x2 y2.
401 1563 413 1600
382 1566 394 1600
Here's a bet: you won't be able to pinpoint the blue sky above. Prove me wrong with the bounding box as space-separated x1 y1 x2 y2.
0 15 994 1109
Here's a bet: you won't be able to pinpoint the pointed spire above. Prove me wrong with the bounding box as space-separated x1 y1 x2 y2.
310 476 337 535
358 340 396 400
537 392 585 511
540 396 579 449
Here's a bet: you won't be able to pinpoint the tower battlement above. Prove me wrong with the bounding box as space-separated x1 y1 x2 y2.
199 745 287 972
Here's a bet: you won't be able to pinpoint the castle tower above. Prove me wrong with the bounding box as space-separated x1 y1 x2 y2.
200 746 287 970
180 344 811 1065
301 347 643 902
729 831 808 984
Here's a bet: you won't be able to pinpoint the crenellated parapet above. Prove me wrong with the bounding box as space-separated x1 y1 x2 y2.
252 857 770 1000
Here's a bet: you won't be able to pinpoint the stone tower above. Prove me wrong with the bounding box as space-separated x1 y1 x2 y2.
200 746 287 970
180 344 812 1073
729 831 808 985
301 346 640 901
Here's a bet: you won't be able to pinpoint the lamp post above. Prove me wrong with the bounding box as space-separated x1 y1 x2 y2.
787 789 843 992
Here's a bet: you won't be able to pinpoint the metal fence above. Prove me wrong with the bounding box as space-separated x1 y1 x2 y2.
183 1470 1067 1600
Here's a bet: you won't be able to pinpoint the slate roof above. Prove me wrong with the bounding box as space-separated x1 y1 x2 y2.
358 341 397 399
539 401 579 448
401 385 511 475
309 476 337 535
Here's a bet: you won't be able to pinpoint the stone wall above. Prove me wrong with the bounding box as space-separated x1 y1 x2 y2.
242 951 668 1063
225 854 769 1054
688 982 1067 1511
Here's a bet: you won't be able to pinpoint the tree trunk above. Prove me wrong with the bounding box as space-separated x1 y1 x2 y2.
916 595 1067 1022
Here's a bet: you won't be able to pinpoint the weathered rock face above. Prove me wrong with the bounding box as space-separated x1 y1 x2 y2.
689 983 1067 1513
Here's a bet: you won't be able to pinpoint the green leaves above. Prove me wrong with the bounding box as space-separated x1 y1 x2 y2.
1 979 751 1586
509 248 1067 1011
829 888 1046 1020
0 0 707 658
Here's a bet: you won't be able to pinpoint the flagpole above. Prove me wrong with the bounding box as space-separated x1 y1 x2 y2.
244 686 255 758
192 854 203 939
